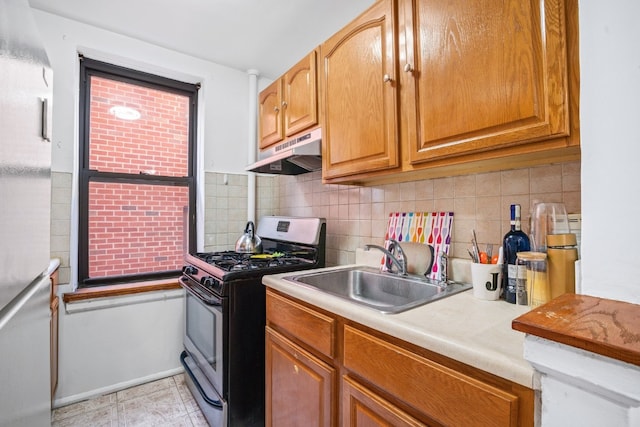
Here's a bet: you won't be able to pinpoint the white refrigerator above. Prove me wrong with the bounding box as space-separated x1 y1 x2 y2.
0 0 54 425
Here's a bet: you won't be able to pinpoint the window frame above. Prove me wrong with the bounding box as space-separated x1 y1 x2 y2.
78 57 198 287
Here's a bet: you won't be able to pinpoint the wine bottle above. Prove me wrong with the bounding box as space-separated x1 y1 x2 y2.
502 204 531 303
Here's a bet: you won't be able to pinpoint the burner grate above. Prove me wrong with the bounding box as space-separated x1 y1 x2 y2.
193 251 312 273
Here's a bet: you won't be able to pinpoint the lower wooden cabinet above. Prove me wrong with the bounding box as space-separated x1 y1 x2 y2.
265 290 534 427
50 296 59 399
343 325 524 427
342 375 426 427
50 268 59 401
265 327 336 427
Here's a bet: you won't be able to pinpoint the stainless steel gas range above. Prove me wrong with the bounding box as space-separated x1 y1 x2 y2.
179 216 326 427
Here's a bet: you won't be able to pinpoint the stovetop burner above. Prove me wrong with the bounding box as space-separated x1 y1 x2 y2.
193 250 314 273
182 216 326 297
196 251 248 268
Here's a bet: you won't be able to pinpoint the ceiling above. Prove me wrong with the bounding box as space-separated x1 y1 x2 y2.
28 0 375 79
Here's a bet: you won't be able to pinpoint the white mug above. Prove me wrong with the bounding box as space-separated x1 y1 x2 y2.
470 263 502 301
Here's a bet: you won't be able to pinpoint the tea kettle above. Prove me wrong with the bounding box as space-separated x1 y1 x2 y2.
235 221 263 253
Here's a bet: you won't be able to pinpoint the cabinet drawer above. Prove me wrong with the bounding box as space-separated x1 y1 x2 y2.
343 325 518 427
266 290 335 358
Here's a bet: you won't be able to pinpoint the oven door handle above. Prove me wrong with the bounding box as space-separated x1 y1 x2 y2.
180 351 224 409
180 276 223 307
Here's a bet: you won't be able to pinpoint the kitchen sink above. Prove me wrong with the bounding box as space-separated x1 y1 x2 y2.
283 266 471 314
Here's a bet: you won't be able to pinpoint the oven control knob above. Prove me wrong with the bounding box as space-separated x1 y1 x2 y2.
182 265 198 275
202 276 218 290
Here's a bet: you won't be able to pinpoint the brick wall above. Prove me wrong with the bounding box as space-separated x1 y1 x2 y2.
89 77 188 176
88 77 189 278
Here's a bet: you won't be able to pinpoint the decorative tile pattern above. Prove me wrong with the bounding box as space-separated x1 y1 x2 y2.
52 375 204 427
272 162 581 265
383 212 454 280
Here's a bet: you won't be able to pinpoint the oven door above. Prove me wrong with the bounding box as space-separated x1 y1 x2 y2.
180 275 225 397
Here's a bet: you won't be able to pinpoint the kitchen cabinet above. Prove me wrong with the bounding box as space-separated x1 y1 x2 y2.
259 50 319 150
320 0 579 184
266 328 335 427
265 289 534 426
50 267 59 400
400 0 575 164
342 375 426 427
320 0 400 180
265 290 336 426
343 325 529 426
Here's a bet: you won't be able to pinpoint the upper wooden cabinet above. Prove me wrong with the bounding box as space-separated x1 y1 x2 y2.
320 0 400 180
259 80 283 149
319 0 579 184
400 0 573 164
259 50 318 150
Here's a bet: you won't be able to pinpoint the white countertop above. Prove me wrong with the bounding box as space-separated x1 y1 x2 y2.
262 263 537 389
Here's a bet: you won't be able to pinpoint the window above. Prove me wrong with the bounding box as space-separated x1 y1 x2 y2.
78 57 198 287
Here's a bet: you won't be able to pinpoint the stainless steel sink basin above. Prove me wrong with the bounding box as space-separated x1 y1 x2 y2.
283 266 471 314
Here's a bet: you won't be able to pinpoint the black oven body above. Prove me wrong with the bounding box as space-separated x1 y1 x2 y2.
180 217 326 427
181 274 266 426
224 276 266 426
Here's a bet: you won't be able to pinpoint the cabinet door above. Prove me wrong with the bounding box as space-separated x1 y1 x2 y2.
266 327 336 427
284 50 318 137
401 0 571 163
342 376 427 427
50 296 59 399
321 0 400 180
259 79 284 149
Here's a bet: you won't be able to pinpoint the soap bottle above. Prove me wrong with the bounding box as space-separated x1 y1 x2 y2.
546 233 579 299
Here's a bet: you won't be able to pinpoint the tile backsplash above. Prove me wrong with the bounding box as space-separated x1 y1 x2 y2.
262 161 580 266
51 161 580 283
51 172 72 284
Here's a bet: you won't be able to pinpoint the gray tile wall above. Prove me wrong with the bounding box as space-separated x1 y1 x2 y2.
51 172 72 284
50 162 580 282
271 162 581 266
203 172 249 252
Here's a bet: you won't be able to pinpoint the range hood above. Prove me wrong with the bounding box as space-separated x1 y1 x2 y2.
246 128 322 175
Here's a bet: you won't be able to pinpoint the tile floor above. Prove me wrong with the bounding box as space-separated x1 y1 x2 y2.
51 374 207 426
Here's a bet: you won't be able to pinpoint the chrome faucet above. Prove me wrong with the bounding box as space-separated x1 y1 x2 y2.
439 251 448 283
364 239 408 276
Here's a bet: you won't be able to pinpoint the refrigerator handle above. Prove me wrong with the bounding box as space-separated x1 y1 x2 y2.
0 273 48 330
41 98 50 142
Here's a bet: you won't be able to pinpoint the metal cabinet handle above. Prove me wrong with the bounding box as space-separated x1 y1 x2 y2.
273 106 279 113
403 63 414 73
383 74 393 83
281 101 288 108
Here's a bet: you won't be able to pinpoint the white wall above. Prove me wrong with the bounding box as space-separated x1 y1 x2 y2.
55 290 185 407
520 2 640 425
579 0 640 303
32 10 255 405
33 10 252 175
